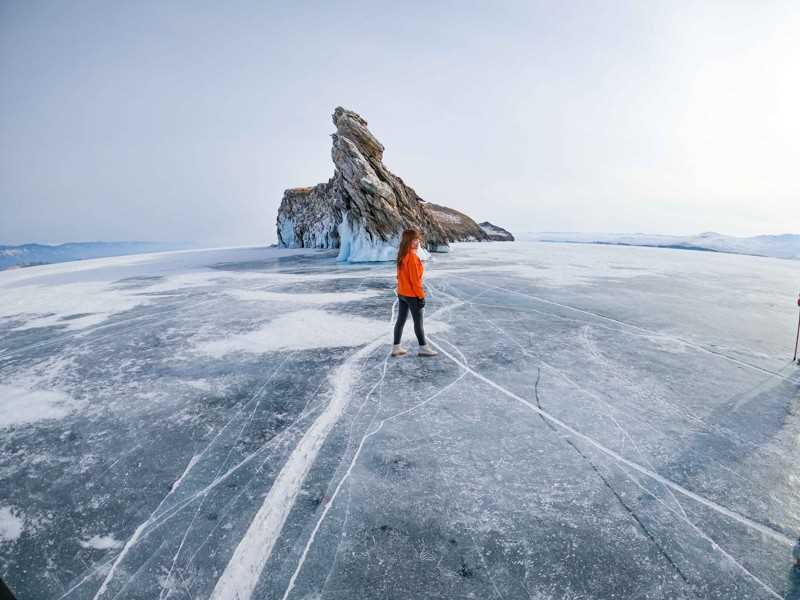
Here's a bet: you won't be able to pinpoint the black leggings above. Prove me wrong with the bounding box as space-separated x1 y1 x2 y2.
393 295 426 345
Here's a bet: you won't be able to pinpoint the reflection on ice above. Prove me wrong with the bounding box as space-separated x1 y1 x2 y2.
0 242 798 600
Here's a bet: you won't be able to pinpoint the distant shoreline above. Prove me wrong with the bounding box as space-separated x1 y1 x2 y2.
0 241 194 271
517 232 800 261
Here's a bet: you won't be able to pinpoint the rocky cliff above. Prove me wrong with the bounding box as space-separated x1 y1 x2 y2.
276 182 339 249
480 222 515 241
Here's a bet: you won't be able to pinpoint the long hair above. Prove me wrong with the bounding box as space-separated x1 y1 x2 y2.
396 229 420 268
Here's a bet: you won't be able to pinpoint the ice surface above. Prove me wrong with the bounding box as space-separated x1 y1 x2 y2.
1 242 799 599
194 309 448 356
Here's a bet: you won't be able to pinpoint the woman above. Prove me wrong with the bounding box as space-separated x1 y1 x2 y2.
392 229 438 357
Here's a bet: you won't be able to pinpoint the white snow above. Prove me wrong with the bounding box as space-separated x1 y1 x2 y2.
225 289 378 304
0 280 149 331
195 309 448 357
209 337 384 600
0 247 316 331
79 535 123 550
0 506 24 542
0 385 77 428
431 211 463 224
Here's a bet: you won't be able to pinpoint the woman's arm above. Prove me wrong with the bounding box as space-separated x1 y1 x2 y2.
410 256 425 298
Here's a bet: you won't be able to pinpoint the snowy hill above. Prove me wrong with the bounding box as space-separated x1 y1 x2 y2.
518 231 800 259
0 241 194 270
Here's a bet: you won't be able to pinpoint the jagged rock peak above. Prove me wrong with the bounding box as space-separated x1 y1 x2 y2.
332 107 384 160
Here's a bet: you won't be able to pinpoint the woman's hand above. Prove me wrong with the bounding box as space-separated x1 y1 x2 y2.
418 297 426 308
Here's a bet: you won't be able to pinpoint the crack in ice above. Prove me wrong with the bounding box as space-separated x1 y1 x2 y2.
428 339 795 549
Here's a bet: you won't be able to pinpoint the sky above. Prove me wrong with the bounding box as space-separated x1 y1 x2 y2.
1 0 798 246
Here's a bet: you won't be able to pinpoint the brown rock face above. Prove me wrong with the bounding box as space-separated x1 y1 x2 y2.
479 222 515 241
424 203 489 243
276 107 497 261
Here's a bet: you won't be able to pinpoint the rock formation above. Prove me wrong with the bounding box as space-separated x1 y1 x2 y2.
277 107 445 261
424 203 489 244
276 107 513 261
480 222 515 241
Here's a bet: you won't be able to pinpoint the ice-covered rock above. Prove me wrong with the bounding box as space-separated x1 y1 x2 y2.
276 183 340 249
480 221 515 241
276 107 493 262
336 211 398 263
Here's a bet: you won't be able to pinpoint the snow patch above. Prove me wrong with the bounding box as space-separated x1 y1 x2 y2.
0 506 24 542
0 385 78 428
79 535 123 550
0 267 303 332
0 281 149 330
225 289 379 304
133 270 271 295
195 309 448 357
432 211 463 225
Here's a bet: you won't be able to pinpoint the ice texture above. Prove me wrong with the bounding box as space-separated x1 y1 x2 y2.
336 212 432 263
336 212 399 263
1 242 799 600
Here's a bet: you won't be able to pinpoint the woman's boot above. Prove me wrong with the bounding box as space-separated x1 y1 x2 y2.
417 344 438 357
391 344 408 357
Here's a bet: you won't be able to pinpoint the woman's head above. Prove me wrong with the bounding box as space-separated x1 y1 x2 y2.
397 229 421 266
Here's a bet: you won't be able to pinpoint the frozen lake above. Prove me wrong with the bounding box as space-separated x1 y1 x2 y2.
1 241 798 599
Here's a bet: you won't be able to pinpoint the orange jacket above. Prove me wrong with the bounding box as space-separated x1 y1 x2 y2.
397 251 425 298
